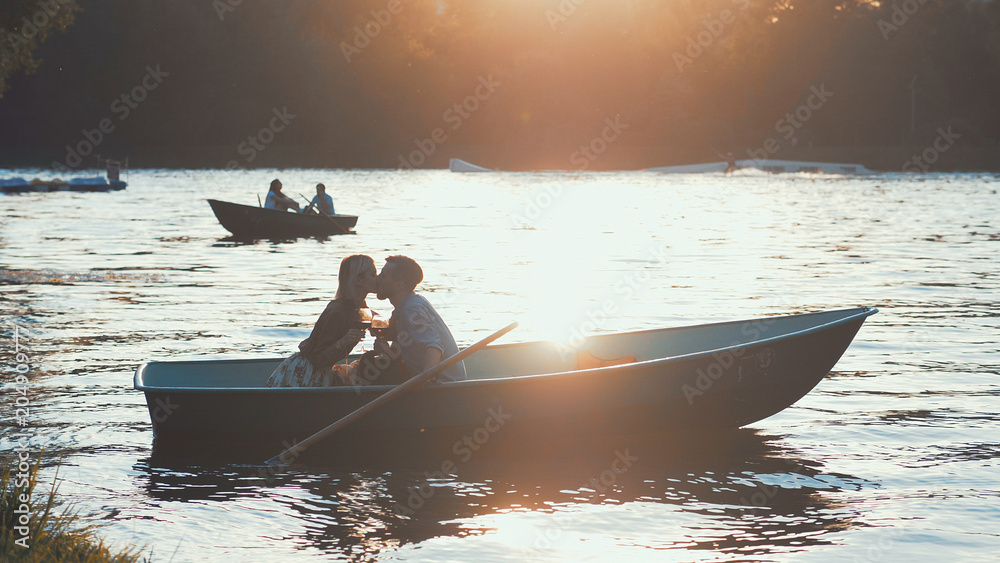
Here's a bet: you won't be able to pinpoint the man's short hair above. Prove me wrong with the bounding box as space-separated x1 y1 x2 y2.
385 255 423 292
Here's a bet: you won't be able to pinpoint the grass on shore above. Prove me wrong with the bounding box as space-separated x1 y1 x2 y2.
1 455 147 562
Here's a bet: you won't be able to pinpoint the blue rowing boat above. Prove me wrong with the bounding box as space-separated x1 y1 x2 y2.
135 307 877 450
208 199 358 238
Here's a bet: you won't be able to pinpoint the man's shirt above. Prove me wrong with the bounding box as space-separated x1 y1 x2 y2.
310 193 334 214
392 293 466 382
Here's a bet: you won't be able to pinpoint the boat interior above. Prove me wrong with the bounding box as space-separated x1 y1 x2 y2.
136 307 872 390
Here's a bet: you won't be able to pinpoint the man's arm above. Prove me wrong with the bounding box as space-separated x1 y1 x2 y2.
406 304 444 369
300 197 316 214
423 346 443 370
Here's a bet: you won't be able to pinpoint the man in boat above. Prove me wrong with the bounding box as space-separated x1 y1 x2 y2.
301 183 334 215
106 158 122 181
264 179 300 212
725 152 737 174
355 255 466 385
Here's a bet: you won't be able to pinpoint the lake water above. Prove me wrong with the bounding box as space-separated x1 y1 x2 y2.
1 168 998 561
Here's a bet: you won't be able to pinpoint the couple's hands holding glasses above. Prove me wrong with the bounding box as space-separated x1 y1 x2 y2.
339 328 367 351
344 313 392 353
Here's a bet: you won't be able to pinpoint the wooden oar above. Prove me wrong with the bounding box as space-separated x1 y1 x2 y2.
265 321 518 466
299 193 349 235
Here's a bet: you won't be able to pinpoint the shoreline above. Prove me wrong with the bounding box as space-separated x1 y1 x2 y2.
1 146 998 174
1 457 146 562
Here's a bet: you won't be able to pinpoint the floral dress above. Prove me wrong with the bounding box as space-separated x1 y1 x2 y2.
265 299 365 387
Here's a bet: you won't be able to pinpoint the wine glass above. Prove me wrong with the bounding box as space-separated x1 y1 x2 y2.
354 308 373 352
370 317 390 338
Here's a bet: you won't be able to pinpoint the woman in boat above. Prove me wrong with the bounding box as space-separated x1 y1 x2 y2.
264 178 300 212
266 254 378 387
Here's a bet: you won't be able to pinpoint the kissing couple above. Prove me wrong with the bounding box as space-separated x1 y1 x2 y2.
265 255 465 387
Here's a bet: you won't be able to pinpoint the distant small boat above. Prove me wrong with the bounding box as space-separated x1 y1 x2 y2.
1 176 127 194
207 199 358 238
135 307 876 447
643 162 732 174
449 158 494 172
646 159 874 175
2 160 128 194
449 159 569 173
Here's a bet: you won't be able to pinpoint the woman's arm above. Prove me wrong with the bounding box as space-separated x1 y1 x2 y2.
300 301 360 369
312 328 363 368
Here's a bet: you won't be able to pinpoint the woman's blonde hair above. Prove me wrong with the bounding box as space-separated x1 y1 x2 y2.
335 254 375 303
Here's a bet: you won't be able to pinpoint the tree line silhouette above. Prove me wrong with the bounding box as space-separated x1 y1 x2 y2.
1 0 997 171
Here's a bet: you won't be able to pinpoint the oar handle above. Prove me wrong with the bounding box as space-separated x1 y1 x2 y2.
266 321 518 465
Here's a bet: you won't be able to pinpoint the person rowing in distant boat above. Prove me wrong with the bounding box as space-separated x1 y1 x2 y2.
301 183 335 216
725 152 737 174
266 255 378 387
351 255 466 386
264 179 300 212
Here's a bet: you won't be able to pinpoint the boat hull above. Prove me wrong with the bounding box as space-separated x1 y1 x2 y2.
136 308 876 449
208 199 357 238
645 159 873 175
449 158 494 172
1 179 127 194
